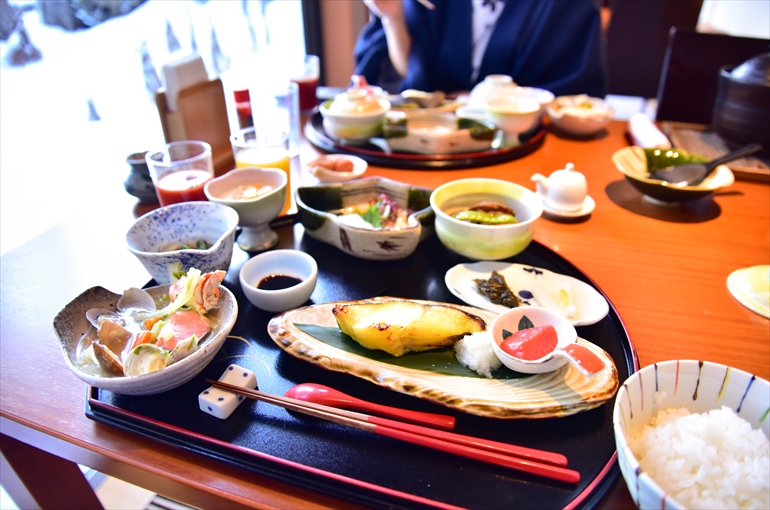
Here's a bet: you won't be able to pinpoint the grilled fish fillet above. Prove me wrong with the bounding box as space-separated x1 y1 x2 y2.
332 299 486 357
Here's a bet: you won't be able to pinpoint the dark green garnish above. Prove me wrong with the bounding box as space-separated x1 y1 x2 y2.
473 270 522 308
502 315 535 340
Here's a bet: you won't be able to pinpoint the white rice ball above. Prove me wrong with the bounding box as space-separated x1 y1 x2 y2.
454 331 501 378
628 406 770 509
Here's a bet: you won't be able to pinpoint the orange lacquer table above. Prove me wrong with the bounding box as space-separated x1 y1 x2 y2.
1 119 768 509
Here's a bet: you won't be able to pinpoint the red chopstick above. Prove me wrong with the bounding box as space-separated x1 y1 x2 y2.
208 380 580 484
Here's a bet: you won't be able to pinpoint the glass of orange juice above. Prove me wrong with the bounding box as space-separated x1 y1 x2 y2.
230 127 292 215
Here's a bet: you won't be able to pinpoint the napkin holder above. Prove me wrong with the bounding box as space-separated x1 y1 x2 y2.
154 78 234 176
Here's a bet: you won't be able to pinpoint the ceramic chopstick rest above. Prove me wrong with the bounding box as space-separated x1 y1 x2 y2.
199 364 257 419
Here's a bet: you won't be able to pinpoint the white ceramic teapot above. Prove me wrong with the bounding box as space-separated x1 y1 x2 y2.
531 163 587 212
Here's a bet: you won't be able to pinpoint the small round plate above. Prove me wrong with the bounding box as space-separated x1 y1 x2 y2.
727 265 770 318
541 195 595 218
305 154 367 183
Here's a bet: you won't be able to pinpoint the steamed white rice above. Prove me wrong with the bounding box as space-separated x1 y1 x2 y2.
628 406 770 509
455 331 501 378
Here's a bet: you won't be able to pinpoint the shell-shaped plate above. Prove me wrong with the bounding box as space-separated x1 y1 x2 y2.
53 284 237 395
268 298 619 419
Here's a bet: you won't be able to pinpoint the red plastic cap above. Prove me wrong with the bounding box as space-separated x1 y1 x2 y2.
233 89 250 102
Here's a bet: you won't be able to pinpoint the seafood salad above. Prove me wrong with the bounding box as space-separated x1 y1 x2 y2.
77 268 226 378
334 193 411 230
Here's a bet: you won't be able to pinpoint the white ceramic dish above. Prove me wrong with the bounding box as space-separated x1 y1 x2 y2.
379 113 500 155
53 283 237 395
490 306 575 374
613 360 770 510
727 265 770 318
541 194 595 218
239 249 318 313
126 201 239 285
268 298 619 419
547 95 614 136
204 167 287 252
484 97 540 136
305 154 367 183
444 261 609 326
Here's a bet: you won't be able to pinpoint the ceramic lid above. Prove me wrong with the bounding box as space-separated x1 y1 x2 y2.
728 52 770 87
329 90 387 114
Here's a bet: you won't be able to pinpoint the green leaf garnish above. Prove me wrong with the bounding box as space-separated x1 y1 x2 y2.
518 315 535 330
361 203 383 228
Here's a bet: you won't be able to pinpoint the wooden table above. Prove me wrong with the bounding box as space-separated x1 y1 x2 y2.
2 120 768 509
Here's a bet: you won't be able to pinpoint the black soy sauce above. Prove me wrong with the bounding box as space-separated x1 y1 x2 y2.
257 274 303 290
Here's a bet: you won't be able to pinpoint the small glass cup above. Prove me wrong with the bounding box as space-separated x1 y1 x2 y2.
290 54 320 112
145 141 213 206
230 127 291 215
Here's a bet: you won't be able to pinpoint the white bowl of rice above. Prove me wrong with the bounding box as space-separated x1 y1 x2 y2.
613 360 769 509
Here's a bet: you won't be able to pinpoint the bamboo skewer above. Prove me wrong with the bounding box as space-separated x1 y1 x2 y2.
208 380 580 484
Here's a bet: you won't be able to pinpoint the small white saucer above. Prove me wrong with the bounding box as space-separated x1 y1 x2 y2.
727 265 769 319
541 195 595 218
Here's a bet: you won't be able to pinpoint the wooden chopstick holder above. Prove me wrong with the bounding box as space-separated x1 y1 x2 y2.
208 380 580 484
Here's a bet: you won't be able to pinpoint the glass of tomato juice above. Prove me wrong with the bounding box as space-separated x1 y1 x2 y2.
230 127 292 215
145 141 214 206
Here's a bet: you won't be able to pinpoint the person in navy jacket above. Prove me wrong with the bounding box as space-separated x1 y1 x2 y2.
354 0 607 97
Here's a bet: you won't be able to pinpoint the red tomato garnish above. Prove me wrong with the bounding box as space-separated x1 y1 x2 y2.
500 325 558 360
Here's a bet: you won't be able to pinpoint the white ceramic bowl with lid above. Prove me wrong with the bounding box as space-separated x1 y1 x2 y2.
320 89 391 144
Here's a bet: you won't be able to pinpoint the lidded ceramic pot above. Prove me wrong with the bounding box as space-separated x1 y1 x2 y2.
712 52 770 155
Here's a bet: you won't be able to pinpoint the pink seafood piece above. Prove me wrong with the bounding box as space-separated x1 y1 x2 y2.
157 310 211 351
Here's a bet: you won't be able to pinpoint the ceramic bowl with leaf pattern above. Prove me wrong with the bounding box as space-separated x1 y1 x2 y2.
296 177 434 261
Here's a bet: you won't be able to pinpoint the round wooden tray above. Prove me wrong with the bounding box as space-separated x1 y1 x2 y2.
304 111 547 170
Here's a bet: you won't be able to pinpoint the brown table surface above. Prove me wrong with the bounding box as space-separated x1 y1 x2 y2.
2 119 768 509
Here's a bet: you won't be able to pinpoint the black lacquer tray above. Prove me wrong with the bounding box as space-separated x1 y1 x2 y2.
86 222 638 510
304 111 547 170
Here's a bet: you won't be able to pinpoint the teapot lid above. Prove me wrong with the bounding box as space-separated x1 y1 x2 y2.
729 52 770 86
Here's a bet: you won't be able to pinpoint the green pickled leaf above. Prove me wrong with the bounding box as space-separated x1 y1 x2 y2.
295 324 528 379
643 148 708 172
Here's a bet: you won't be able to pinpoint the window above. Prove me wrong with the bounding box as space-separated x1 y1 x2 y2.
0 0 309 254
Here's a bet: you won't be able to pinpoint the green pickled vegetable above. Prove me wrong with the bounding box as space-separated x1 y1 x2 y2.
473 271 522 308
453 210 518 225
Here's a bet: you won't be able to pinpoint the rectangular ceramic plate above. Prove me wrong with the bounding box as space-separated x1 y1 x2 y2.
86 226 637 510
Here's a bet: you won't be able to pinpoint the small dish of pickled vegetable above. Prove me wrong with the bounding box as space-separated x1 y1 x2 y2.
444 261 610 326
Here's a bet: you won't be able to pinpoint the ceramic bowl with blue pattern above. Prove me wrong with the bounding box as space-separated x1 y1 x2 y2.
613 360 769 509
126 201 239 284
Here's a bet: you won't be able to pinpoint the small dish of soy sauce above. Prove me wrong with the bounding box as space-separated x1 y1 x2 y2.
239 250 318 312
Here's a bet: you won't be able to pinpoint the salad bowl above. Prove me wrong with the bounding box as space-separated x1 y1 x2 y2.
53 283 237 396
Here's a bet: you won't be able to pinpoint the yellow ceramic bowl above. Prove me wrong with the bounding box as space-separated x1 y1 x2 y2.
430 178 542 260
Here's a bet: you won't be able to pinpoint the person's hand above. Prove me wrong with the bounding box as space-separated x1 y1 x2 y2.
364 0 404 23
